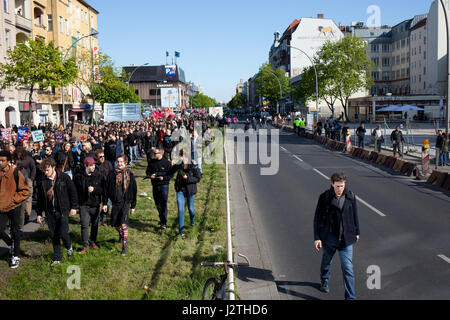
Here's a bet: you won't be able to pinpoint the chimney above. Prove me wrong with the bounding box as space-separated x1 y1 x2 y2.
317 13 324 19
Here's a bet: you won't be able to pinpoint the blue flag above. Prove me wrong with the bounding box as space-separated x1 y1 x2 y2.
166 51 169 57
175 51 180 58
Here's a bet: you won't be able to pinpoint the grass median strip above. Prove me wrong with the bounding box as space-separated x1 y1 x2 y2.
0 161 227 300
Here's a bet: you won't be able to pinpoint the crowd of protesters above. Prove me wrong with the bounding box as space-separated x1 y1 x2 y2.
0 112 223 269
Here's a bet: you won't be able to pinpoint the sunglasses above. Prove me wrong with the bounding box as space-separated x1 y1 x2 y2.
98 155 105 158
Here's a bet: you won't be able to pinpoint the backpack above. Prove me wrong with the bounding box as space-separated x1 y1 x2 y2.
13 167 28 192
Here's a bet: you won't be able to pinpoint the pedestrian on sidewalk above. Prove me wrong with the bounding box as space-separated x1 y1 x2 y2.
372 125 384 153
356 123 366 148
390 126 405 158
313 172 360 300
439 133 448 167
0 150 30 269
172 151 201 238
146 144 173 230
105 154 137 256
73 157 105 253
294 117 300 136
436 130 444 167
36 157 78 269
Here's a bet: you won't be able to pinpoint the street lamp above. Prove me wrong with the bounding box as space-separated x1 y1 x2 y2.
440 0 450 134
287 45 319 123
61 31 99 128
127 63 150 88
261 68 283 114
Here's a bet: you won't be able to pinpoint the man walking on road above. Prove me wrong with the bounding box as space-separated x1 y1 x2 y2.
313 172 360 300
390 126 405 158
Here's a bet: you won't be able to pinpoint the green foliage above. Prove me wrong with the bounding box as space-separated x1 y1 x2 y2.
90 58 141 104
227 92 245 109
292 37 374 120
0 39 78 97
190 93 216 108
255 63 291 104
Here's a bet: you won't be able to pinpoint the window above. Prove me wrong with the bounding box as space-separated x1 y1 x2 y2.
382 71 390 80
59 16 63 33
372 57 379 66
424 67 426 75
401 39 405 48
372 71 379 81
382 57 390 67
419 46 421 54
85 12 88 24
135 89 139 95
419 75 421 83
371 44 378 52
424 36 426 45
65 19 69 35
396 55 400 65
382 43 390 52
396 41 400 49
80 9 84 22
5 29 10 48
150 89 161 96
3 0 7 12
424 51 426 59
47 15 53 31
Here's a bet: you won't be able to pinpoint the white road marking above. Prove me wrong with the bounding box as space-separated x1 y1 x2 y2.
313 168 329 180
281 146 288 152
293 155 304 162
438 254 450 264
355 196 387 217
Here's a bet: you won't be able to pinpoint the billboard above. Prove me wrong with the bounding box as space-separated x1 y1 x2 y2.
104 103 142 122
165 65 177 76
161 87 179 109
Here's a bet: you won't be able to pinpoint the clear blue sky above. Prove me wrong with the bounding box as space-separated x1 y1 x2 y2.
89 0 433 103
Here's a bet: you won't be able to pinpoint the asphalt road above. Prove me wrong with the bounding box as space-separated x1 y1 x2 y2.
229 124 450 300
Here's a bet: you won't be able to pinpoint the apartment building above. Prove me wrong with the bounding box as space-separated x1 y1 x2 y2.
30 0 99 125
0 0 33 127
410 17 428 95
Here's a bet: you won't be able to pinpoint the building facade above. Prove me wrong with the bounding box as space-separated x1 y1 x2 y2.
410 17 428 95
0 0 33 128
29 0 99 126
125 65 189 111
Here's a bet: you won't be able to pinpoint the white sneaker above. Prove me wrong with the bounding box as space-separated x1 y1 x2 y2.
10 256 20 269
49 260 61 270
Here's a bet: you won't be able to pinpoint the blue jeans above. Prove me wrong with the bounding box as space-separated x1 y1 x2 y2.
320 242 356 300
439 152 448 166
129 145 138 163
176 190 195 233
358 137 365 148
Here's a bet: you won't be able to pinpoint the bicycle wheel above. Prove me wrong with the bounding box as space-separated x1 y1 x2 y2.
202 278 220 300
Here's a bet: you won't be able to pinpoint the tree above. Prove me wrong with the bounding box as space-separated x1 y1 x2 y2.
90 58 141 105
293 37 374 121
0 39 78 126
190 93 216 108
255 63 291 107
227 92 244 109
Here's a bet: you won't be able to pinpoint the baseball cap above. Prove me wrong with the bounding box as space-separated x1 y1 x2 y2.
84 157 96 166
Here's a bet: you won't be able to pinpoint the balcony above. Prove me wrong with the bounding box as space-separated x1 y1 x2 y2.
15 14 32 32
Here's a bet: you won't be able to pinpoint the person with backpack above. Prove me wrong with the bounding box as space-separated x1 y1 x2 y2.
313 172 360 300
390 126 405 158
356 123 366 148
36 157 78 269
0 150 30 269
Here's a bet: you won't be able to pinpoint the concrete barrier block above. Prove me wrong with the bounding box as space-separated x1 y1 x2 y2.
360 150 371 160
376 154 387 165
427 170 448 187
384 156 397 169
401 162 417 176
393 159 406 172
442 175 450 190
369 152 379 162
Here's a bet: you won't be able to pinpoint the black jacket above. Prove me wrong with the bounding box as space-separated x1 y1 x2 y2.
146 156 173 186
171 163 201 196
143 134 157 154
356 126 366 138
313 187 360 247
436 135 444 149
36 170 79 216
73 168 105 207
105 169 137 208
104 140 117 162
390 130 404 143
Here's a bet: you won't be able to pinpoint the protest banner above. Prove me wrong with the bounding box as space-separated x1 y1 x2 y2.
31 130 45 142
72 123 90 141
